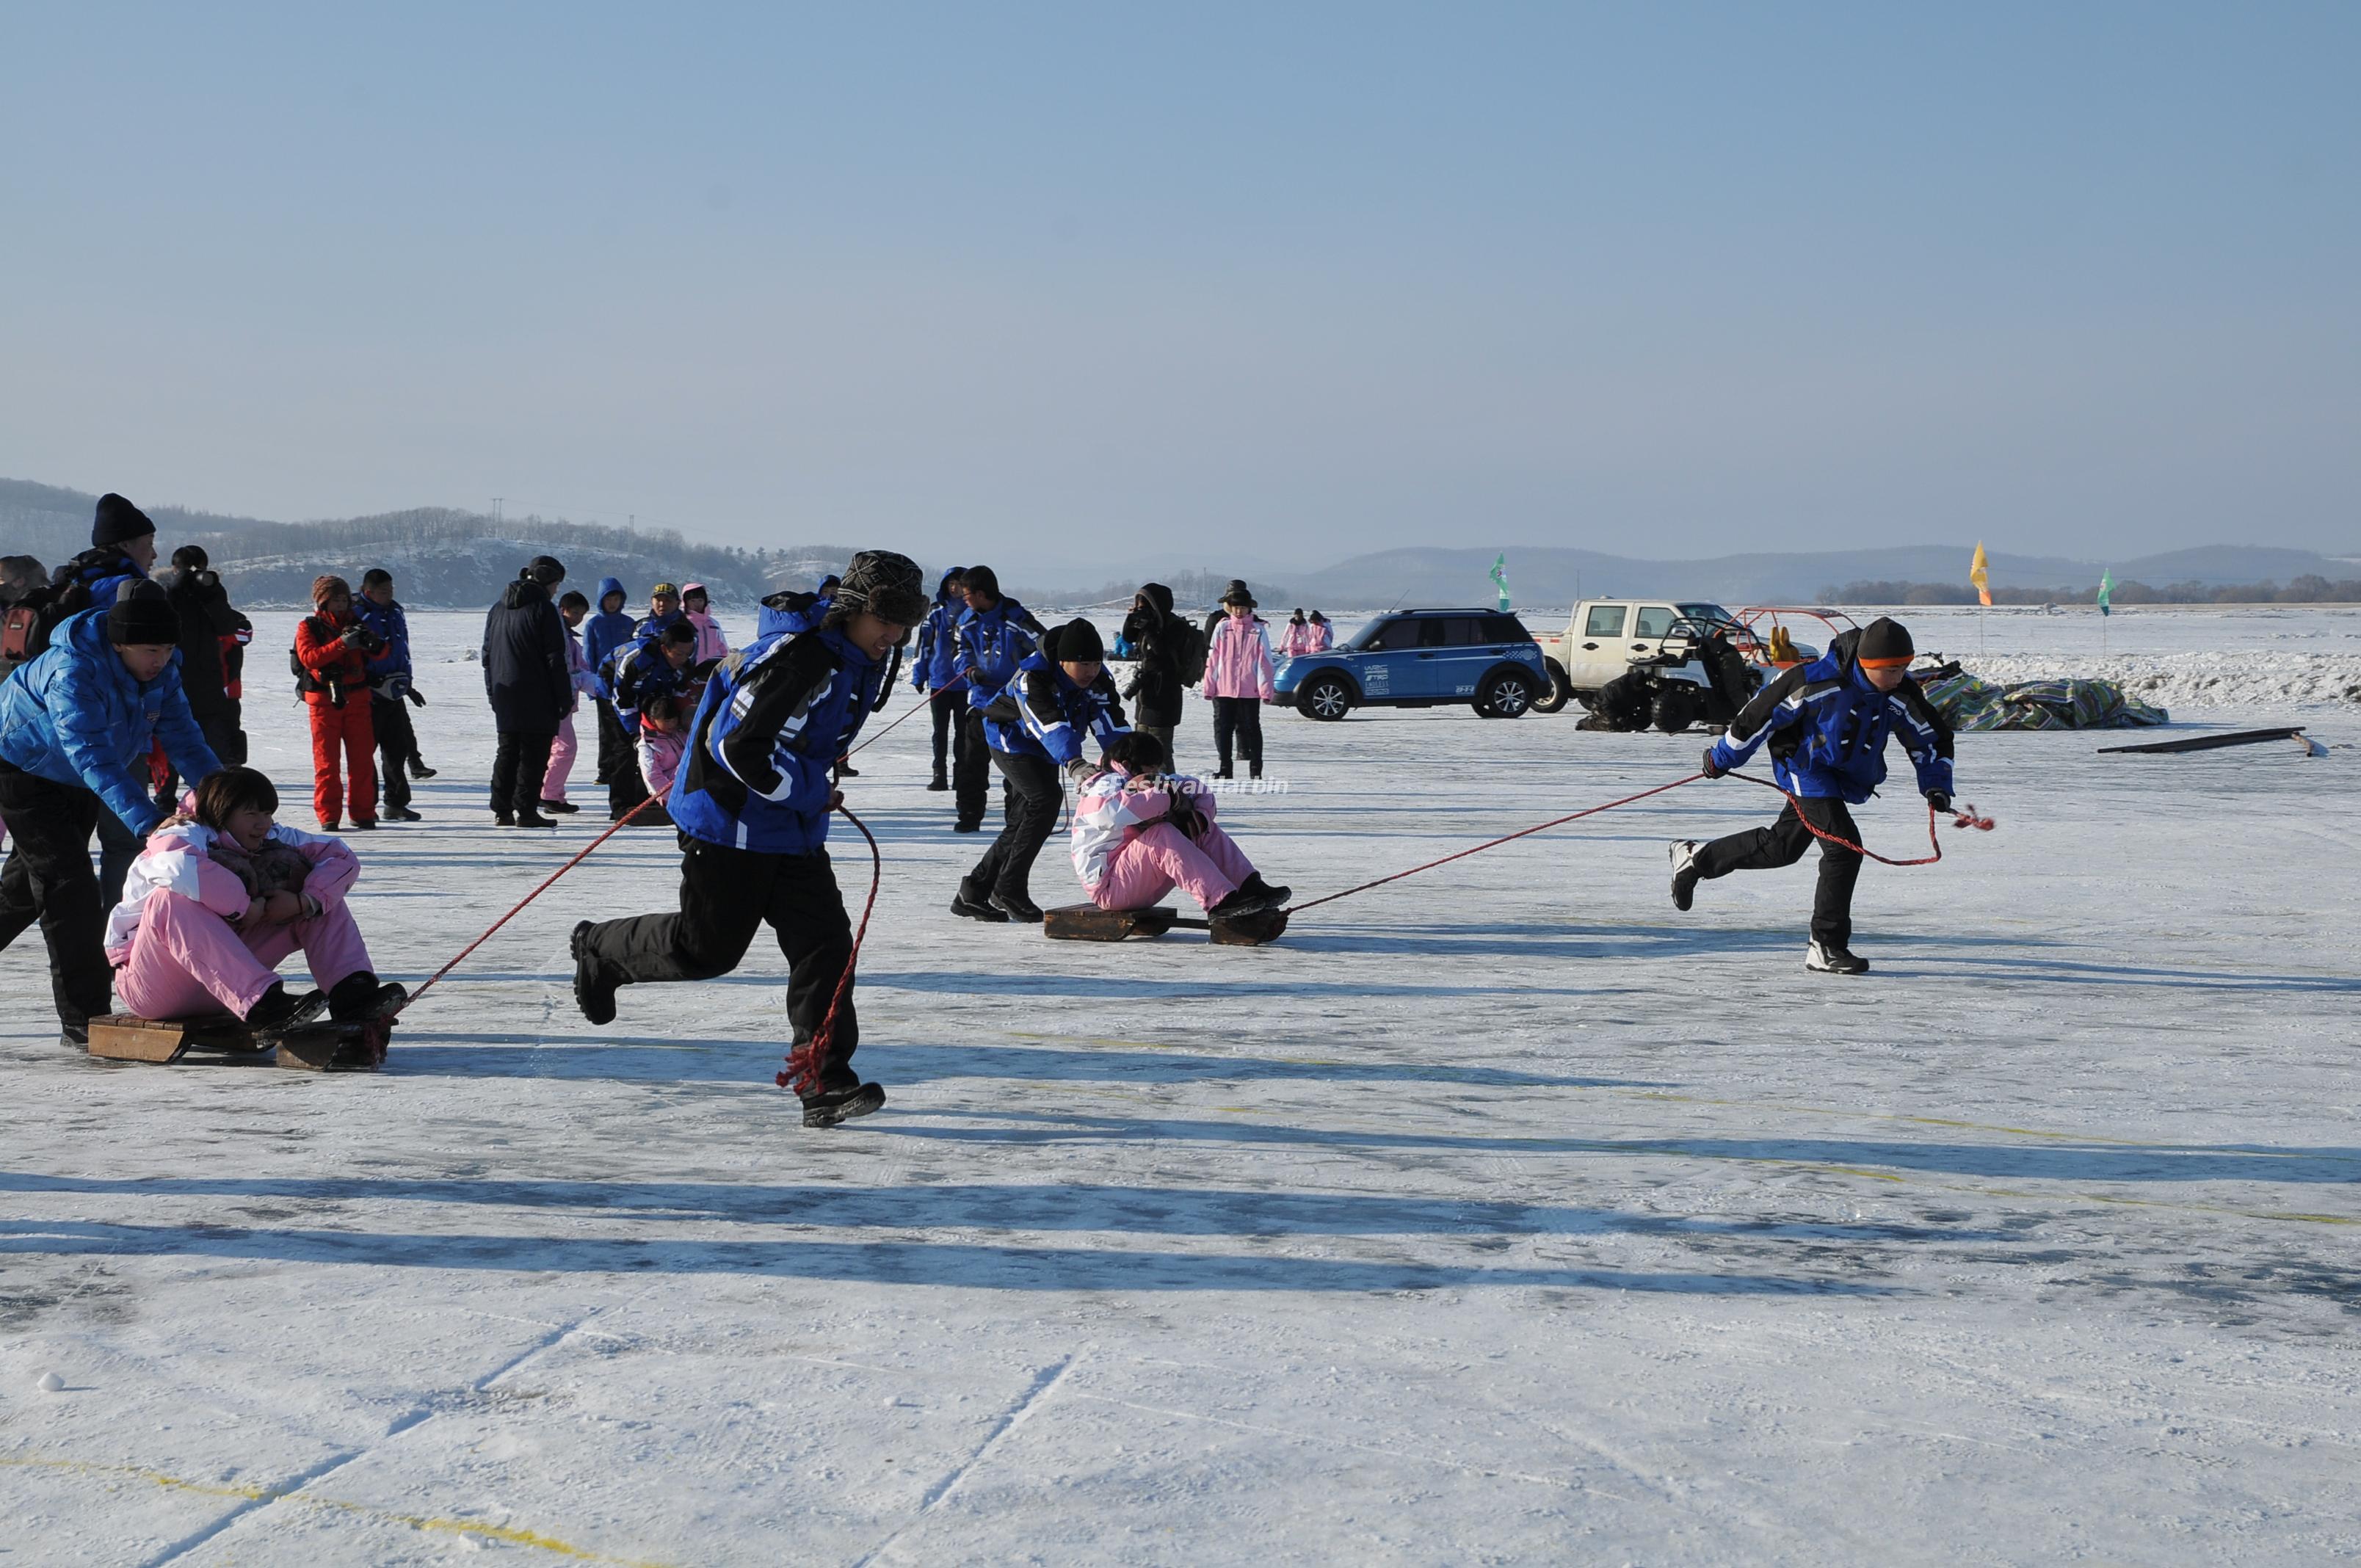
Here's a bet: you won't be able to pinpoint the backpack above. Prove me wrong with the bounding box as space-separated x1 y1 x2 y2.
0 583 84 680
1175 619 1209 685
289 616 329 695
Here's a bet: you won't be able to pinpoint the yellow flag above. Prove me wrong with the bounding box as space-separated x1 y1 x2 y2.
1970 541 1992 607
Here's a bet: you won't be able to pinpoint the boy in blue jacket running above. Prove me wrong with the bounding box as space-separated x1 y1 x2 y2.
569 551 930 1127
0 586 224 1044
910 567 968 794
1670 617 1954 975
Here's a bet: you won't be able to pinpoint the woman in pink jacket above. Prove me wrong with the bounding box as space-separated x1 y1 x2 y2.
1200 584 1274 779
681 584 730 664
105 767 403 1030
1069 733 1288 915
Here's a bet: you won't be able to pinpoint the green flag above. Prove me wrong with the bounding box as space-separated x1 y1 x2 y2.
2097 568 2113 617
1488 552 1510 611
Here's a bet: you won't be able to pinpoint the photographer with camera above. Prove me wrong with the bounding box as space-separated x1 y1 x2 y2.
292 575 387 832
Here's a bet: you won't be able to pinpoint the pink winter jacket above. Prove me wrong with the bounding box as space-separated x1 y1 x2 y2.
1201 617 1275 700
686 611 730 665
105 820 361 965
1070 766 1218 894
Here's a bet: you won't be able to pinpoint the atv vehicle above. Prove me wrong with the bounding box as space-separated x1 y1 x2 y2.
1575 610 1763 733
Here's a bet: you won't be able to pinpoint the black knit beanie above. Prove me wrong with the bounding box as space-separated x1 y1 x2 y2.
93 493 156 550
1857 617 1915 664
1053 617 1105 663
106 580 179 646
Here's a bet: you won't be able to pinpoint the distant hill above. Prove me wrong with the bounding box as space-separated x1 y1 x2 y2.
1291 543 2361 609
0 479 844 608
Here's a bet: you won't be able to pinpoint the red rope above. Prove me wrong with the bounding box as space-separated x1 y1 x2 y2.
1288 772 1708 913
1288 766 1993 915
844 675 968 760
1728 770 1995 865
777 802 882 1097
396 789 669 1015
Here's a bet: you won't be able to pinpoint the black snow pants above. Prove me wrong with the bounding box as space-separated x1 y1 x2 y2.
952 707 996 828
580 835 860 1087
1692 796 1864 948
489 728 556 819
928 688 966 781
0 763 112 1033
964 749 1062 904
372 694 416 813
593 699 628 788
1211 696 1262 777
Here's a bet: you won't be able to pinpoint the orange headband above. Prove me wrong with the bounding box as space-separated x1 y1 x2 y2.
1858 655 1912 669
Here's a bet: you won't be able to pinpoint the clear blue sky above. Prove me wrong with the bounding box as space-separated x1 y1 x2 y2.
3 2 2355 569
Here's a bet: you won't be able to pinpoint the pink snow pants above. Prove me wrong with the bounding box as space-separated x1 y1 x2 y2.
114 890 373 1021
542 714 579 803
1089 821 1255 914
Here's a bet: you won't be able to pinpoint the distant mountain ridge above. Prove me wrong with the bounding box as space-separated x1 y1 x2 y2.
7 476 2349 609
1289 543 2360 609
0 479 840 608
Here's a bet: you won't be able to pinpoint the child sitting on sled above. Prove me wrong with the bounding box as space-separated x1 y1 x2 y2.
104 766 405 1031
1069 731 1288 918
637 692 689 799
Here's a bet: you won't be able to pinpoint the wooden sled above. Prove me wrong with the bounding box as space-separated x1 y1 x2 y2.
87 1012 393 1072
1042 904 1289 948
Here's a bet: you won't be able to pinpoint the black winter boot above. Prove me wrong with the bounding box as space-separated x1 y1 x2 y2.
1240 873 1291 907
328 972 408 1023
572 921 620 1025
989 888 1043 923
244 983 328 1036
951 882 1009 922
802 1082 886 1128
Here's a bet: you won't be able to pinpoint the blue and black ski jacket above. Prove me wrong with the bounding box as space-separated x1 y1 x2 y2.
1707 628 1954 805
670 621 882 854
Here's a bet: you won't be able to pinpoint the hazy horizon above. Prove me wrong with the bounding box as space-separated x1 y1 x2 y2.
4 4 2355 565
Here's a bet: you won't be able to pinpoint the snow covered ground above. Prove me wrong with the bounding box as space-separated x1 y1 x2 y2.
3 606 2357 1565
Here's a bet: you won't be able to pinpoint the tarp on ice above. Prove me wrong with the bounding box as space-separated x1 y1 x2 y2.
1920 666 2169 731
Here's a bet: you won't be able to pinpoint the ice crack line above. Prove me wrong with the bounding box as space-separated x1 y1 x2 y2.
852 1349 1085 1567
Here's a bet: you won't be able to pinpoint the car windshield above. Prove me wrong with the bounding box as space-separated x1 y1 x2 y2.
1345 618 1397 651
1677 602 1736 630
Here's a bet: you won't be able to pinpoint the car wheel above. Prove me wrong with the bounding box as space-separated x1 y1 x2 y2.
1476 669 1536 719
1531 659 1570 714
1650 684 1700 733
1298 673 1354 722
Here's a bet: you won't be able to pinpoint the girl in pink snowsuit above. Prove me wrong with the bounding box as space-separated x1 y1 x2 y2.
681 584 730 664
1070 733 1286 916
105 767 391 1025
637 694 689 799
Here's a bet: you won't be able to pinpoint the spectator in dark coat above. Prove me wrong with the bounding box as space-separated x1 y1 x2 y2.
1120 581 1188 768
158 545 252 769
482 556 573 829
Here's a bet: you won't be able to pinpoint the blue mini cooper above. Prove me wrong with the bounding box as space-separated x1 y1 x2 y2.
1271 608 1548 721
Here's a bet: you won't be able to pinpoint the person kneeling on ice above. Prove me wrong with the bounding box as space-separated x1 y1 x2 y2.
1071 731 1288 919
105 767 405 1034
567 551 932 1128
1669 615 1954 976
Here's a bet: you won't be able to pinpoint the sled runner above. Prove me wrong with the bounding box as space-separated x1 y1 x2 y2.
1043 903 1289 947
87 1012 393 1071
2098 726 2310 756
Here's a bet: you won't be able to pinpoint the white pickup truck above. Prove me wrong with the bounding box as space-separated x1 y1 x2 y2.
1531 598 1739 714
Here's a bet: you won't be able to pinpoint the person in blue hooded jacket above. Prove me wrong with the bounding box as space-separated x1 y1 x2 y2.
908 567 968 794
356 568 432 821
50 492 159 616
954 617 1129 924
0 587 224 1045
948 565 1044 832
581 576 638 794
1669 617 1955 976
568 551 932 1128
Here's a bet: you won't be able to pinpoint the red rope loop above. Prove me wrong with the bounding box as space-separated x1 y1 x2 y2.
777 802 883 1097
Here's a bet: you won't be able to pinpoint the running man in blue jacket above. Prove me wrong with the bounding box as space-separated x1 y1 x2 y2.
0 587 224 1044
569 551 931 1127
1670 617 1954 975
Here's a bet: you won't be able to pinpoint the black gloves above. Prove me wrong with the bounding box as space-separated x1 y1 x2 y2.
1700 746 1725 780
407 688 427 707
1926 790 1952 814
